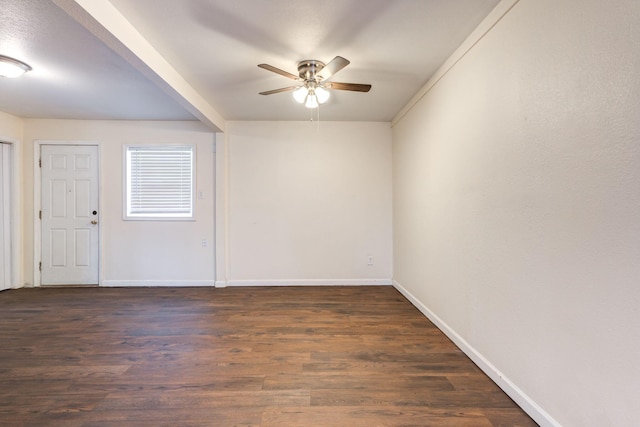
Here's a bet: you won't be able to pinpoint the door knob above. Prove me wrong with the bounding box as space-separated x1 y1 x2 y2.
91 220 98 225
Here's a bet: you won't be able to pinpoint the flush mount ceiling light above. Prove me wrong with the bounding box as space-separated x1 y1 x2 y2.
0 54 32 78
258 56 371 109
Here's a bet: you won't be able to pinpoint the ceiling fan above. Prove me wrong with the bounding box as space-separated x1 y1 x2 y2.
258 56 371 108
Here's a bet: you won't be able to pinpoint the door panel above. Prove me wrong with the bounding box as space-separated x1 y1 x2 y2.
51 180 67 217
50 229 67 266
75 229 91 266
75 180 91 217
41 145 99 285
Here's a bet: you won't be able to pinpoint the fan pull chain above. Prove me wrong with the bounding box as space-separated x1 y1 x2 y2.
308 104 321 132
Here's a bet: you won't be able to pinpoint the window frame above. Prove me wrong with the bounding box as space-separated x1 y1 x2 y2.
123 144 196 221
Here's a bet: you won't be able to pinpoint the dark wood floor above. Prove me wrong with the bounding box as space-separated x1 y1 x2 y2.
0 286 537 426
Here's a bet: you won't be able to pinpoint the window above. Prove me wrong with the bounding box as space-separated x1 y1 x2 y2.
125 145 195 220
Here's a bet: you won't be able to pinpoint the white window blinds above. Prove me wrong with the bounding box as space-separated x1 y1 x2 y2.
125 146 194 219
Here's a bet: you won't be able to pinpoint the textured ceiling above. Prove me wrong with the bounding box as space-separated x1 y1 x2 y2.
0 0 501 125
0 0 195 120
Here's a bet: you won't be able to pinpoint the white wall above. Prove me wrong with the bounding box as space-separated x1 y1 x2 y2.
22 120 215 286
0 111 22 142
392 0 640 426
218 121 392 286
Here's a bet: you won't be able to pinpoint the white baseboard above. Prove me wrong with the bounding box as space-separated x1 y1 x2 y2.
392 279 560 427
101 279 392 288
224 278 393 287
101 280 215 287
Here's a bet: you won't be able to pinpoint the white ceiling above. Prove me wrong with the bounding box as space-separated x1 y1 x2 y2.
0 0 501 128
0 0 195 120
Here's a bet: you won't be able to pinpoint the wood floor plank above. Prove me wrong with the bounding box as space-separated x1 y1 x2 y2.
96 389 310 410
261 406 495 427
0 286 537 426
483 408 541 427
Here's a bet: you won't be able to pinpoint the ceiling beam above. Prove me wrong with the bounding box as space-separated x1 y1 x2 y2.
53 0 225 132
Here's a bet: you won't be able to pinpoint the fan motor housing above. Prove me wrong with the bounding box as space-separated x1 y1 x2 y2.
297 60 325 80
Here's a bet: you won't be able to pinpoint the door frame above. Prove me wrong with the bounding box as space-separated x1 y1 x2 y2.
0 139 19 290
34 141 102 287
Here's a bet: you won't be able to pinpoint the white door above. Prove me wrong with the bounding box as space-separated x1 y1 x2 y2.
41 145 99 285
0 143 11 291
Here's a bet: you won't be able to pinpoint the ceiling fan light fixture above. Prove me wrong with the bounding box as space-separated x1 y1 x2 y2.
293 86 308 103
0 54 32 78
315 86 330 104
305 93 319 109
258 56 371 109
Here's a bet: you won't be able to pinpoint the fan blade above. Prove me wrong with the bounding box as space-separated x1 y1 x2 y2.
258 64 299 80
318 56 350 80
326 82 372 92
259 86 299 95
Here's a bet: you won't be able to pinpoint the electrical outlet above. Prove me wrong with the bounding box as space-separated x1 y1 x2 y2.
201 239 207 247
367 255 374 266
